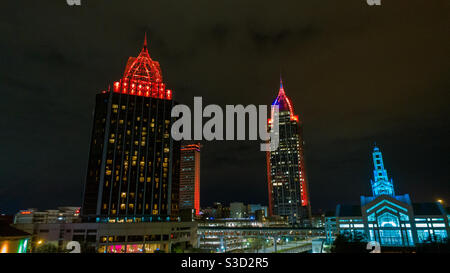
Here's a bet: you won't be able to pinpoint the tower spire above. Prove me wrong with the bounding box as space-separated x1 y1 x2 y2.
121 33 164 90
271 75 298 121
371 145 395 197
143 32 148 50
280 73 284 90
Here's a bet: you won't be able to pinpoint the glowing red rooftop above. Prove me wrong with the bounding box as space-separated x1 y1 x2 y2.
112 34 172 100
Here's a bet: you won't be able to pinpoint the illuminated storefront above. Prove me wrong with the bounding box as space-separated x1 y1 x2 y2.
98 243 167 253
13 221 196 253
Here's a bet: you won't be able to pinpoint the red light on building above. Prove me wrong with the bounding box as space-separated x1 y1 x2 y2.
267 77 311 222
180 144 201 215
113 81 120 92
83 35 178 223
102 35 173 100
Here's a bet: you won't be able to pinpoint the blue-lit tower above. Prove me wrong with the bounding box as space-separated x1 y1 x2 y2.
370 145 395 197
329 144 450 248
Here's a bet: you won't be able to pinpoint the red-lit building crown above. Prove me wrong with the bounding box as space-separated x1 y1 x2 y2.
271 78 298 122
112 34 172 100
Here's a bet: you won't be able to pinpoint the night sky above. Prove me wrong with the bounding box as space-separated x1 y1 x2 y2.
1 1 449 215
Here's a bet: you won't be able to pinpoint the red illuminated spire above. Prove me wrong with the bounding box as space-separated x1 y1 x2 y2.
112 34 172 100
272 76 297 121
123 34 162 84
143 32 148 50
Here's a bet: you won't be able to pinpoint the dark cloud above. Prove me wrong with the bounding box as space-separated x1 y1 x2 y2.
0 0 449 214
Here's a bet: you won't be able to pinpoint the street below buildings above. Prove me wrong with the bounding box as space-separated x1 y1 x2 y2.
255 237 317 253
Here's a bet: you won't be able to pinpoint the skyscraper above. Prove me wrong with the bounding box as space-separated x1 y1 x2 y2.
81 35 180 223
267 78 311 223
179 144 201 215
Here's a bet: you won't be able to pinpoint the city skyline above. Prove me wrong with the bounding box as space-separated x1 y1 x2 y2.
1 1 449 215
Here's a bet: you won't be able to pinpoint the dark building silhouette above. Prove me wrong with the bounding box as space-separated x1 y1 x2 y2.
267 78 311 224
179 144 201 215
82 36 180 222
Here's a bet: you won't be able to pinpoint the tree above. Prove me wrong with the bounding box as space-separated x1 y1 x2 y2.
34 243 59 253
171 243 185 253
416 238 450 253
330 232 368 253
248 237 264 253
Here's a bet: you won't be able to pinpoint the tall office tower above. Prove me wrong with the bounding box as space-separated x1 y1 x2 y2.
370 145 395 197
266 78 311 223
81 36 180 222
179 144 201 215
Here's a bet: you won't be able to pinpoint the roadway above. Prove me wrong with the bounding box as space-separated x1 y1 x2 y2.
253 238 315 253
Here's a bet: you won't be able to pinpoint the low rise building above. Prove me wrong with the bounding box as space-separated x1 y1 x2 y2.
13 221 197 253
14 207 81 224
0 221 30 253
326 146 450 248
230 202 247 219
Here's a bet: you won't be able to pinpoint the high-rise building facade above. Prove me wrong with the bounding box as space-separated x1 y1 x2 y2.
267 78 311 223
179 144 201 215
81 36 180 223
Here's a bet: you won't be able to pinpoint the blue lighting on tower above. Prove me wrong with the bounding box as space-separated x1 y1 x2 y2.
327 144 450 248
370 145 395 197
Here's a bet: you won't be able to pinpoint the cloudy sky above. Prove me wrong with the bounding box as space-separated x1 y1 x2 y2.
1 0 449 214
